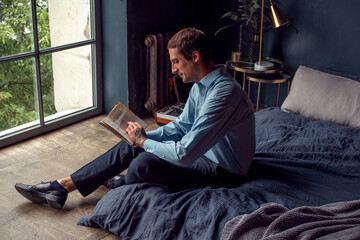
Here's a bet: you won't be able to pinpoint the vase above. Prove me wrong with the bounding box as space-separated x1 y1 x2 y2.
247 34 261 63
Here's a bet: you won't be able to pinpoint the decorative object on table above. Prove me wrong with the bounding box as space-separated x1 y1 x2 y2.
216 0 296 64
231 51 242 63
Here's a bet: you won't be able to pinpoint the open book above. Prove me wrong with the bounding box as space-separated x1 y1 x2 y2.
99 102 148 145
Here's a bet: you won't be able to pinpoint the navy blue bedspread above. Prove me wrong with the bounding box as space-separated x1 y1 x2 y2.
78 108 360 240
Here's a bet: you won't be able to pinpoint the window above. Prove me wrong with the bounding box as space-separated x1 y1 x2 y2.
0 0 102 148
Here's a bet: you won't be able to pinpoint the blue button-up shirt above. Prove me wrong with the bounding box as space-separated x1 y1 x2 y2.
144 66 255 175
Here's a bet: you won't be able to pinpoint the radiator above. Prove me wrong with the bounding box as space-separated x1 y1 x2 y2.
144 32 173 112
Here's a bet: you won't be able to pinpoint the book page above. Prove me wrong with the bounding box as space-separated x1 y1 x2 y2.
107 102 148 130
101 117 133 145
99 102 148 145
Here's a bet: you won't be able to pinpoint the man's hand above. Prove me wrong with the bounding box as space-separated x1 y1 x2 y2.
126 121 147 148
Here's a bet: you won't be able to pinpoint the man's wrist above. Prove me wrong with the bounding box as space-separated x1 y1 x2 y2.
137 137 147 149
134 128 147 148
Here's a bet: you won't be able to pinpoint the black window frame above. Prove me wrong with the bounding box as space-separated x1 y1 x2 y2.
0 0 103 148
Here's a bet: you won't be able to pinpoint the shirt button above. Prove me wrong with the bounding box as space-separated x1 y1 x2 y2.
162 155 165 158
146 148 150 152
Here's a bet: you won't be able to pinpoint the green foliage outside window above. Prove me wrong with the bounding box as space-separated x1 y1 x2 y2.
0 0 56 131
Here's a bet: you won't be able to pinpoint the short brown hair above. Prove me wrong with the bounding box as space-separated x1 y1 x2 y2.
168 28 213 64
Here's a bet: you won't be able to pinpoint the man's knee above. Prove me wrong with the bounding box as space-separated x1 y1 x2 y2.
126 152 163 183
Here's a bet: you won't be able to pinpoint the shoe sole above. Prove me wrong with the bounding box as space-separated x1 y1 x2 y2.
14 184 64 209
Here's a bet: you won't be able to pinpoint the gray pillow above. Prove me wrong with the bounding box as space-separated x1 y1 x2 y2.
281 65 360 128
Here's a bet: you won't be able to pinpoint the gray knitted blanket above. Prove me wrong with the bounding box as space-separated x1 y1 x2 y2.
221 200 360 240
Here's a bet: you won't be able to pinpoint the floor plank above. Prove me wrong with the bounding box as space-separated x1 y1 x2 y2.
0 115 158 239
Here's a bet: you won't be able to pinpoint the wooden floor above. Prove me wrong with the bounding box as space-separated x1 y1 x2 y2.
0 114 159 240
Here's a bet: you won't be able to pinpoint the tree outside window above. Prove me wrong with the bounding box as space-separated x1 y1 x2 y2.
0 0 97 142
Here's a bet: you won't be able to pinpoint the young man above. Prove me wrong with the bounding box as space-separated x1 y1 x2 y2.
15 28 255 209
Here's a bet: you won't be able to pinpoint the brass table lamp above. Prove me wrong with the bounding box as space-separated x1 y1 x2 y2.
254 0 289 71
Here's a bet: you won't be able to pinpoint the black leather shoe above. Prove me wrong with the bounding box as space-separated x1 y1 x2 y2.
14 182 68 209
102 174 124 188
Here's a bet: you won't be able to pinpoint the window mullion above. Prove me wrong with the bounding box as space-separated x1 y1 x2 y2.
0 0 103 149
31 0 45 126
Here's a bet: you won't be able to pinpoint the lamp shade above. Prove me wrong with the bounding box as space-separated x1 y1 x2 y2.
270 3 289 28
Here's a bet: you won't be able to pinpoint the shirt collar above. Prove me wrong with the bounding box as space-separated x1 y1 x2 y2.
197 65 226 89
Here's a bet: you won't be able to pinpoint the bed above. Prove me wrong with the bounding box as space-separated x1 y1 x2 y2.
78 66 360 239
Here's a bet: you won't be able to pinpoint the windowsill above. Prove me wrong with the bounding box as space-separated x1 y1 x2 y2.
0 108 83 138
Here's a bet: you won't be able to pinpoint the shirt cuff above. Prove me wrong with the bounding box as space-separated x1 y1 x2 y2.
143 138 158 153
145 130 158 139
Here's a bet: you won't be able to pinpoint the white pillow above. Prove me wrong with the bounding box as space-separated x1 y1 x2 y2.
281 65 360 128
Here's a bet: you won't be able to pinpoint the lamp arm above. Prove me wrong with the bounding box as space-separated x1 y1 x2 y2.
258 0 265 65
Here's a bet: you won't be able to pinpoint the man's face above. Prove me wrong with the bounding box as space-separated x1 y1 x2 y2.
169 48 197 84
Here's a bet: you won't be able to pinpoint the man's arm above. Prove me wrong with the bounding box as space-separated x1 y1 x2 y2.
125 94 193 149
144 88 243 167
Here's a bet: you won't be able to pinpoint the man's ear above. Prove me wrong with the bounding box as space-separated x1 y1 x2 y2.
192 51 200 62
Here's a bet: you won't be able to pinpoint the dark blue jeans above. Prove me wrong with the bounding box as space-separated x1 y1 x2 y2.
71 141 242 197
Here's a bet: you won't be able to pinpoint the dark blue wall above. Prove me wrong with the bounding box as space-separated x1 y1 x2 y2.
265 0 360 76
257 0 360 107
101 0 234 114
101 0 127 113
102 0 360 113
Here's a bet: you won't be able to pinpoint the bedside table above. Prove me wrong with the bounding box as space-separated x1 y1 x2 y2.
226 57 292 111
247 70 292 111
